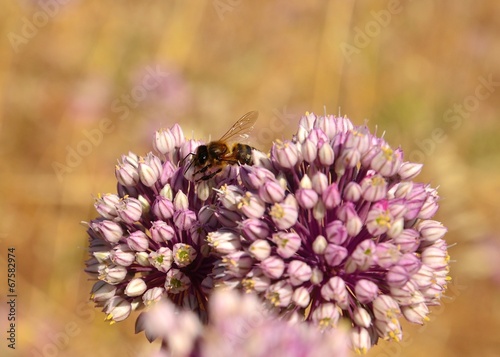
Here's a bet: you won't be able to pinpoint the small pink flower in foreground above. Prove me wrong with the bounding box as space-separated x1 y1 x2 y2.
209 113 450 353
136 289 350 357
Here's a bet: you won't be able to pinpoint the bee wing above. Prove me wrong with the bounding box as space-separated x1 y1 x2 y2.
218 111 259 143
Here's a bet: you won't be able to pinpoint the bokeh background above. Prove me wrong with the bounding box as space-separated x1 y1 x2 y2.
1 1 499 356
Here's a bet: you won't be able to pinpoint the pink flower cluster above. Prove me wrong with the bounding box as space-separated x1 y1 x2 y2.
84 112 449 355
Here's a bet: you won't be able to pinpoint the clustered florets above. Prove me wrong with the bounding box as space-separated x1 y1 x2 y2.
208 113 449 353
85 124 240 323
85 113 449 355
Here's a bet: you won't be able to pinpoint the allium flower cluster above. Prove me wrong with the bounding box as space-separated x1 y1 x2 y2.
84 111 450 356
137 289 350 357
85 124 240 323
209 113 449 353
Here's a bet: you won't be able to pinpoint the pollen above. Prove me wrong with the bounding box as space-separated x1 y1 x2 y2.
269 204 284 219
375 212 392 228
237 192 252 209
382 146 394 161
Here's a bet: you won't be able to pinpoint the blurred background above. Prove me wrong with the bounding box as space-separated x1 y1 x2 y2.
0 1 499 356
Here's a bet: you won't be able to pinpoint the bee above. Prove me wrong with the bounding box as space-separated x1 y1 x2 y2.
185 111 258 181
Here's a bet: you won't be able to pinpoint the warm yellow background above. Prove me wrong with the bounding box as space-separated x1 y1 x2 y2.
1 1 499 356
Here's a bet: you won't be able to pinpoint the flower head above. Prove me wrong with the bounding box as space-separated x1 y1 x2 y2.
209 113 449 352
85 111 451 355
85 124 239 323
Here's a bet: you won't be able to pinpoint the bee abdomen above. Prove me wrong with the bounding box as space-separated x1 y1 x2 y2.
234 143 254 165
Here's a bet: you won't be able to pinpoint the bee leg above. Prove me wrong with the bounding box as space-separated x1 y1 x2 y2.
194 164 211 176
196 168 222 182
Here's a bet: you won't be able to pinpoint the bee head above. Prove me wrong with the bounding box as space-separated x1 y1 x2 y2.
196 145 209 165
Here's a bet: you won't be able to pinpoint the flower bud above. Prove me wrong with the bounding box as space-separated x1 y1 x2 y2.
91 220 124 244
417 220 447 243
110 245 135 266
398 162 423 180
153 128 176 154
393 228 420 253
418 188 439 219
150 220 175 243
160 161 176 186
173 209 197 231
239 192 266 219
344 182 362 202
215 207 242 228
371 145 402 177
260 256 285 279
115 163 140 187
402 303 429 324
312 235 328 254
318 142 334 166
91 281 117 302
272 140 300 168
174 191 189 211
393 181 413 198
301 138 317 163
116 197 142 224
352 307 371 328
311 172 328 194
322 183 341 209
287 260 312 286
272 232 301 259
139 159 160 187
292 286 311 308
325 220 348 245
104 297 132 323
170 123 185 147
324 244 348 267
361 173 387 202
350 327 371 355
135 252 151 266
152 196 175 220
241 218 270 241
207 230 241 255
265 281 292 307
269 201 298 230
259 180 285 203
127 230 149 252
248 239 271 261
296 188 318 209
142 287 164 306
94 194 120 219
337 202 362 237
386 265 410 288
125 278 147 297
312 303 339 329
198 205 217 227
320 276 348 309
99 264 127 285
